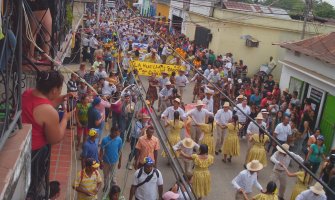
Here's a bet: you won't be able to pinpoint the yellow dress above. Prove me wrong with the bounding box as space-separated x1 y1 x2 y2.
199 124 215 155
253 193 278 200
290 171 310 200
246 134 269 166
222 123 240 156
162 120 183 157
191 154 214 198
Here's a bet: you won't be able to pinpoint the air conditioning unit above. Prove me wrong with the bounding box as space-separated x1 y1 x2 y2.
246 38 259 47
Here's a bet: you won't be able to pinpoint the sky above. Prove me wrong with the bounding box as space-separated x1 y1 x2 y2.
324 0 335 7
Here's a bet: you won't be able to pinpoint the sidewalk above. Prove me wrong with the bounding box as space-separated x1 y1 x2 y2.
49 130 74 200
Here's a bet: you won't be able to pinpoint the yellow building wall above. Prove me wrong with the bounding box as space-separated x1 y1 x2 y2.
156 3 170 18
185 11 335 81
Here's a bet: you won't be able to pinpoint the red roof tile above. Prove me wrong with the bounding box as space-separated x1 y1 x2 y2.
280 32 335 65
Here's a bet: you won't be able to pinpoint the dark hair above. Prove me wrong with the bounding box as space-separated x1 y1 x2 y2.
173 111 180 125
232 115 239 130
171 71 176 76
199 144 208 155
300 161 312 184
147 126 155 133
36 70 64 95
108 185 121 199
110 126 119 134
49 181 60 198
266 181 277 194
207 116 214 132
81 94 88 101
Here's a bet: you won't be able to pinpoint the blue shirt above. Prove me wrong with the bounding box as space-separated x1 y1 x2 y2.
88 106 101 129
82 139 99 161
132 121 144 139
101 136 122 164
250 94 262 106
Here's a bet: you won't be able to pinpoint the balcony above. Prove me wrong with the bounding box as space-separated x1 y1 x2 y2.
170 0 190 11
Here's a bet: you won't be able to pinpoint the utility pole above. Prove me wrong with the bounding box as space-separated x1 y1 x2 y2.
301 0 312 39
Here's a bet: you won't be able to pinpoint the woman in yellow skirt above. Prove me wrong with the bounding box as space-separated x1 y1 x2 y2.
281 161 312 200
162 111 184 157
243 181 278 200
179 144 214 200
245 129 269 167
196 116 215 155
222 115 240 163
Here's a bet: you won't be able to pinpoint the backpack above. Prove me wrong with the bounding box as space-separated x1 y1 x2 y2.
135 167 160 187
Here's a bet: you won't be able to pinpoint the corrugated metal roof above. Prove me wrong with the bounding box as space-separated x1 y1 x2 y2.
280 32 335 65
222 1 291 20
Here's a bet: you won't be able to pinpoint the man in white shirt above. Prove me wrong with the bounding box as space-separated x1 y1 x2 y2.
161 98 186 121
122 52 132 74
157 72 170 112
95 64 108 79
272 116 292 154
214 102 232 155
89 35 99 64
202 88 214 113
234 98 251 138
224 61 232 77
159 81 173 112
232 160 264 200
175 70 189 100
101 80 117 97
270 143 304 200
247 113 267 139
173 138 200 175
129 157 163 200
296 182 327 200
185 100 214 143
207 68 221 84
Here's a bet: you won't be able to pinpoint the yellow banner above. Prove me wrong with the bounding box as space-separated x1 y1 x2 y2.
130 60 186 76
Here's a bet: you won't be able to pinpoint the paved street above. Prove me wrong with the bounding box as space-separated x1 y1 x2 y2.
64 65 300 200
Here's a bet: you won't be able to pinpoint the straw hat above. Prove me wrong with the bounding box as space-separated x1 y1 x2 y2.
237 95 244 99
196 100 205 106
182 138 196 149
246 160 263 171
165 81 172 86
255 113 264 120
205 88 214 95
283 88 289 93
223 102 230 107
261 109 269 114
276 143 290 154
141 114 151 119
174 98 181 103
310 182 325 195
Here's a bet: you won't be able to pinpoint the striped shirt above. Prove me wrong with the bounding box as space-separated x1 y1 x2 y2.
74 169 102 200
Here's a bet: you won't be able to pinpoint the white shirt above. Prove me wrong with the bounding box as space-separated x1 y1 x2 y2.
224 62 232 76
101 81 116 96
161 106 186 120
186 108 214 124
82 37 89 46
133 168 164 200
296 190 327 200
95 70 108 79
204 69 212 78
159 87 173 99
89 37 99 49
274 123 292 142
247 121 267 135
215 109 232 126
270 151 304 171
173 141 200 156
202 97 214 113
231 170 263 193
122 57 132 70
234 104 251 123
175 75 189 87
158 77 169 88
207 72 220 84
161 46 169 56
177 186 191 200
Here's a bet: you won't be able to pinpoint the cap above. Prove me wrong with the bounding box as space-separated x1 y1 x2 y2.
88 129 98 137
92 97 101 106
317 135 324 141
174 98 181 103
143 157 154 165
85 158 100 168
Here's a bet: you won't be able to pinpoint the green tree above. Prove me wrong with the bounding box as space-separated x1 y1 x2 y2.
313 2 335 19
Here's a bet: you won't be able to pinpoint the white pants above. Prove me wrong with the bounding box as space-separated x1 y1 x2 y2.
103 163 117 188
190 125 202 143
270 169 287 198
215 125 227 152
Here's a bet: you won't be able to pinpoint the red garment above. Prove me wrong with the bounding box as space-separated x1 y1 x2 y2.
244 89 252 98
22 89 52 150
272 88 281 100
260 97 269 108
138 107 154 116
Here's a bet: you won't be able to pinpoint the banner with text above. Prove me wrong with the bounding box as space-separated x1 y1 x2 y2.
130 60 186 76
